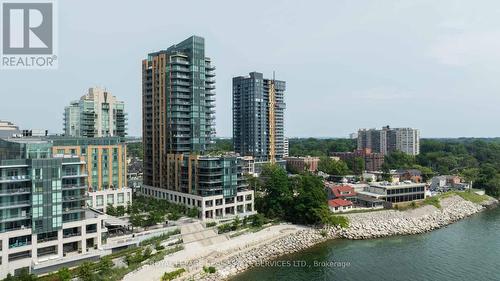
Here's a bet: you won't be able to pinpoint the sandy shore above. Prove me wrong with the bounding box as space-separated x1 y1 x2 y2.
123 195 497 281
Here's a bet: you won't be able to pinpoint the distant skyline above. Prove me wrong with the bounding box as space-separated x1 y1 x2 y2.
2 0 500 138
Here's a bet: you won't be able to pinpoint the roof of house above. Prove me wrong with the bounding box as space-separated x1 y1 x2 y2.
328 199 353 207
331 185 357 198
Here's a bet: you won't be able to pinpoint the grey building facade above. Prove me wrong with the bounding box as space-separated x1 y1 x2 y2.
232 72 286 166
357 126 420 155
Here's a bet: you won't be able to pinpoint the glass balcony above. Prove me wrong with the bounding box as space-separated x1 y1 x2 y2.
0 200 31 209
0 175 31 183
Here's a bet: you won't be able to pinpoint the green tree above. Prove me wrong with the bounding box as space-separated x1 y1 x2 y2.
106 204 117 216
318 157 349 176
289 173 329 225
381 166 392 182
97 257 113 275
77 262 95 281
347 157 365 175
116 205 126 216
56 267 72 281
256 164 293 219
16 268 37 281
384 151 416 169
129 213 144 228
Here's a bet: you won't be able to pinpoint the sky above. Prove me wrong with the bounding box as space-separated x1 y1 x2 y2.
2 0 500 138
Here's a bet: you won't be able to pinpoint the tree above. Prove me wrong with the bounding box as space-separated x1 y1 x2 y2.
77 262 95 281
381 166 392 182
16 268 37 281
116 205 126 216
412 165 434 182
289 173 329 225
232 216 240 229
244 173 262 191
186 208 199 218
250 213 266 227
383 151 416 169
460 168 480 185
347 157 365 175
106 204 117 216
256 164 293 219
146 210 164 226
56 267 72 281
97 257 113 275
318 157 349 176
129 213 144 228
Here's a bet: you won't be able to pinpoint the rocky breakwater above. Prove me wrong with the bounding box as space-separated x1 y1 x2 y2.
191 227 340 281
340 195 484 240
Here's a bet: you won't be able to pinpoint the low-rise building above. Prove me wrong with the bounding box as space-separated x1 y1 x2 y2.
0 120 21 138
332 148 384 172
358 181 426 203
284 156 320 173
431 175 468 190
328 199 353 213
328 185 357 201
397 169 423 183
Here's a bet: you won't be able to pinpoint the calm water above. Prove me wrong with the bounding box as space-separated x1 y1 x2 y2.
233 207 500 281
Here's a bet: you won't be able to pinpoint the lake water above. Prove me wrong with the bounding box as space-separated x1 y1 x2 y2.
232 207 500 281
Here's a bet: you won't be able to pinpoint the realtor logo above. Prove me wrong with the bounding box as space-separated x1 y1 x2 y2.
1 0 58 69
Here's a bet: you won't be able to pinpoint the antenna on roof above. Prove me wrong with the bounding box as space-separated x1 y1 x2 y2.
273 71 275 81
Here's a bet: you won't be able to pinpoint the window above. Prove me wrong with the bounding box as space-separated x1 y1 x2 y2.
96 195 104 207
117 193 124 204
107 194 114 204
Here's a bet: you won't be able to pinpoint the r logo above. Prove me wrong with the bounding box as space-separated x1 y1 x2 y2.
2 2 53 54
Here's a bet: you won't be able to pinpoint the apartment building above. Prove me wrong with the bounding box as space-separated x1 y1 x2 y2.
232 72 286 170
64 87 127 138
357 126 420 155
50 137 132 212
284 156 320 173
141 36 253 219
0 138 105 279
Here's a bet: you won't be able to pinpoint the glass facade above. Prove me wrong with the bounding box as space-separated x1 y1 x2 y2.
0 138 86 235
142 36 215 188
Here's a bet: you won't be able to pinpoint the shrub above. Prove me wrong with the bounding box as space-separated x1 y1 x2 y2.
155 242 165 251
205 221 217 228
161 268 186 281
217 223 235 234
320 230 327 237
330 215 349 228
203 266 216 274
249 213 266 228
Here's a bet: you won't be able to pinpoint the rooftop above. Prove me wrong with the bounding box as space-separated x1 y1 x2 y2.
328 199 353 207
330 185 357 198
370 181 426 189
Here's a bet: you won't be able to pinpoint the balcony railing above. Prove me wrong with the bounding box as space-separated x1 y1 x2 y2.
0 200 30 208
0 189 30 196
0 175 31 183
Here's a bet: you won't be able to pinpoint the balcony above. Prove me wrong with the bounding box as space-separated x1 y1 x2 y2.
62 173 88 179
0 200 31 209
0 212 31 222
0 175 31 183
0 188 30 196
62 185 86 190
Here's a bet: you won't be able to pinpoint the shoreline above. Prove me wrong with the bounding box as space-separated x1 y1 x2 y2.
190 195 498 281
